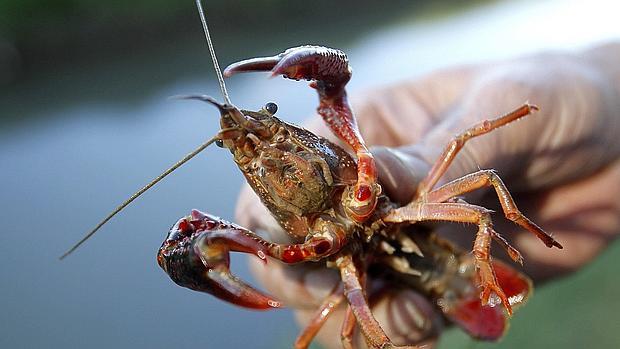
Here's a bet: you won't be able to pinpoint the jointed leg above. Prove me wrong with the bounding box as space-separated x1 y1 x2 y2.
337 254 420 349
427 169 563 250
294 285 345 349
341 305 357 349
385 202 515 315
417 103 538 195
292 272 365 349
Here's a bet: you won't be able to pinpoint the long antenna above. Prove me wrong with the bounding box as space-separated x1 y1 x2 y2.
61 2 232 260
195 0 231 105
59 136 218 260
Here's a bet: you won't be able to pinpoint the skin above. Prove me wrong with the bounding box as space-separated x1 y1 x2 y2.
236 42 620 348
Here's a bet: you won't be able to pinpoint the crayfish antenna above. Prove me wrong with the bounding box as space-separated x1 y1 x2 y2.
195 0 232 105
169 94 227 112
59 135 219 260
60 1 234 260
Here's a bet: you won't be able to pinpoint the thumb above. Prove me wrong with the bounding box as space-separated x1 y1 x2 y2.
373 146 431 205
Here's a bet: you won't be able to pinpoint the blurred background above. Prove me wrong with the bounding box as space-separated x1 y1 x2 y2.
1 0 618 348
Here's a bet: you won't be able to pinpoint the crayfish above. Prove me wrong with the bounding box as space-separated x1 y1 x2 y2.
63 2 563 348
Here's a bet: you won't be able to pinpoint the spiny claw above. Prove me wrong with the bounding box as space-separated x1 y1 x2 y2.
223 45 351 85
189 209 269 261
223 56 280 77
157 210 281 310
270 46 351 85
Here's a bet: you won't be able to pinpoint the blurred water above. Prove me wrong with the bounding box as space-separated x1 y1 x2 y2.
1 0 619 348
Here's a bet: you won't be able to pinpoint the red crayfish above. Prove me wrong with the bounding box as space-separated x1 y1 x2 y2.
63 2 562 348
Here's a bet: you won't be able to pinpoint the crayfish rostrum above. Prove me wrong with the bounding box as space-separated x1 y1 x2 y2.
155 45 562 348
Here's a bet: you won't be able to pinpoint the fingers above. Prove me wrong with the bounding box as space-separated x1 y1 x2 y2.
294 288 441 349
510 159 620 280
372 147 430 205
409 47 620 191
395 45 620 283
361 45 620 207
251 250 443 348
367 45 620 287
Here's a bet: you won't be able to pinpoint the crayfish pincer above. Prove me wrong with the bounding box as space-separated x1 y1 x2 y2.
155 45 561 349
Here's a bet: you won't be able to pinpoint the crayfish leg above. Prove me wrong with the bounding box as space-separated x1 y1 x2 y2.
384 202 515 314
294 285 345 349
336 255 422 349
341 305 357 349
416 103 539 195
445 259 532 340
426 169 562 251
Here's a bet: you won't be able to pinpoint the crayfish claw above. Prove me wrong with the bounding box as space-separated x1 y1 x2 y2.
196 245 282 310
157 210 281 310
223 46 351 85
223 46 380 224
223 56 280 77
269 46 351 84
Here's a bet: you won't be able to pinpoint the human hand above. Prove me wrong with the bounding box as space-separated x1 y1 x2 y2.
236 42 620 348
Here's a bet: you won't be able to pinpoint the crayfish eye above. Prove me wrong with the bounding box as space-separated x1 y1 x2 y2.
265 102 278 115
